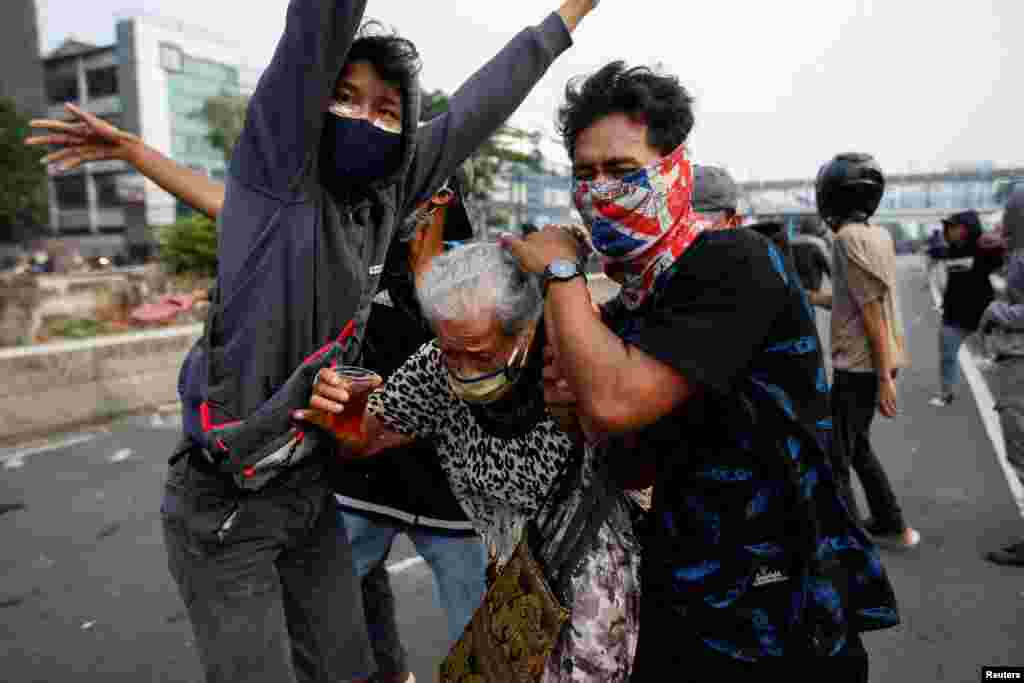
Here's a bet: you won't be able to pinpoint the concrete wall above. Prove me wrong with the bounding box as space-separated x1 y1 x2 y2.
0 324 201 442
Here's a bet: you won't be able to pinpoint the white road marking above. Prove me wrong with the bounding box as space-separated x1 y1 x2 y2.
109 448 134 463
959 344 1024 518
1 433 100 470
928 269 1024 518
386 556 427 574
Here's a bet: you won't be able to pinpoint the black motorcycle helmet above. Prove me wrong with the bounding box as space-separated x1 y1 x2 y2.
815 153 885 229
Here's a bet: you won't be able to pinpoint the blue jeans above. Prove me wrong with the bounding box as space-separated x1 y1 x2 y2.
940 324 969 396
339 506 487 675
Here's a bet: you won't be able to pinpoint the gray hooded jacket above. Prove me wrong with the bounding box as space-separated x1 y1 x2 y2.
177 0 573 480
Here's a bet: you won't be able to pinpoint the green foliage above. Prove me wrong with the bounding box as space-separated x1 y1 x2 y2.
157 214 218 277
419 89 544 200
52 319 102 339
0 98 48 237
202 94 250 162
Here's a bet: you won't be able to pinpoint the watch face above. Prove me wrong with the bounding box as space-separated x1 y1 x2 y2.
550 260 577 278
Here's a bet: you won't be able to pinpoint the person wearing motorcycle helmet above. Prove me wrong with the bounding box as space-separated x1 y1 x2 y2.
812 153 919 550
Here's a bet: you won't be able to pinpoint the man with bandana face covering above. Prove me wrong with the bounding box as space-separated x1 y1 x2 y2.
504 61 899 681
27 2 602 682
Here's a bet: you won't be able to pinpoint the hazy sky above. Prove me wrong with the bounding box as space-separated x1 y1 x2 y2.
41 0 1023 181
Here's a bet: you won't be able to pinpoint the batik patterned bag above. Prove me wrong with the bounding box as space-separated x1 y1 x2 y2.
438 523 570 683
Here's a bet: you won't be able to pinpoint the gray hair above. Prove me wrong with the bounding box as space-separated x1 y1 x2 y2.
416 242 543 337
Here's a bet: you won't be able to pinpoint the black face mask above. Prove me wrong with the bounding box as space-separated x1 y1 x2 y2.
320 116 403 188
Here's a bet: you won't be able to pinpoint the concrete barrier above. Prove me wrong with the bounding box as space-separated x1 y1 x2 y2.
0 277 618 443
0 324 202 443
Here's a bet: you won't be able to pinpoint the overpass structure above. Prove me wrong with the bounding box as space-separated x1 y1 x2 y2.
738 166 1023 238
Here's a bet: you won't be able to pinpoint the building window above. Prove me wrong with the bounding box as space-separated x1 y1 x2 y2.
52 175 88 209
86 66 119 99
45 66 79 105
160 44 184 73
93 172 132 208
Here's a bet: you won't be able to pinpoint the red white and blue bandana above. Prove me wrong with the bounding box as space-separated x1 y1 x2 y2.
574 143 712 309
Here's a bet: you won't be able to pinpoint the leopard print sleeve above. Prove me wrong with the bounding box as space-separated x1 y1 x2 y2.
368 341 450 439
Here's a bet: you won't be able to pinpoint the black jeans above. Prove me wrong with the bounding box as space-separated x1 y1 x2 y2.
831 370 907 532
161 451 374 683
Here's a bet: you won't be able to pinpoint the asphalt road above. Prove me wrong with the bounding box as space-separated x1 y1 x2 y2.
1 260 1022 682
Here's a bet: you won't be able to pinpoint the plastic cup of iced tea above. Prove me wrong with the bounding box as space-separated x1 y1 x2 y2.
326 366 382 449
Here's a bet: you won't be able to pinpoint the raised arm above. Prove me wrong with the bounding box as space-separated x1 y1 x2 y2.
26 103 225 219
231 0 368 194
405 0 597 204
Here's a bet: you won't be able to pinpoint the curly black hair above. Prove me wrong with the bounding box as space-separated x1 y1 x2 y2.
557 61 695 160
345 20 422 85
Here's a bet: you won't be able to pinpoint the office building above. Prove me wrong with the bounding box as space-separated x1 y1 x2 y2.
0 0 46 118
40 15 257 257
484 162 578 238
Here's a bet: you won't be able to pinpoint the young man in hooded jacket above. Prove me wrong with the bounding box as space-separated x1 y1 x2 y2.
175 3 600 680
31 2 602 681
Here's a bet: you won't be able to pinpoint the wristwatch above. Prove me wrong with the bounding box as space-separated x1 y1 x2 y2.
542 259 584 295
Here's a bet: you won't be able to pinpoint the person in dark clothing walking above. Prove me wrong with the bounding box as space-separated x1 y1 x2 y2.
791 215 833 295
34 2 601 681
928 210 1006 406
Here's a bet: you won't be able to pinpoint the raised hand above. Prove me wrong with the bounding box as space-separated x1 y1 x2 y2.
25 103 142 172
557 0 601 32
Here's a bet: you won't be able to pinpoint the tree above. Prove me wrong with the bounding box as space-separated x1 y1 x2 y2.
157 213 218 277
0 98 48 242
202 94 250 162
420 89 544 202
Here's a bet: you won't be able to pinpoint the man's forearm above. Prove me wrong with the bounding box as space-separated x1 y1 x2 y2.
862 300 894 378
546 279 630 409
407 4 582 204
125 142 225 219
545 278 693 433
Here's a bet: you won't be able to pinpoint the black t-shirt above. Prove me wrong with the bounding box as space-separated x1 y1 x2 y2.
791 238 831 292
604 228 898 662
331 299 472 528
939 240 1004 331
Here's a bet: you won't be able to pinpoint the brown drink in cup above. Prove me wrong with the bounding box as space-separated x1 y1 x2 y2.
327 366 381 449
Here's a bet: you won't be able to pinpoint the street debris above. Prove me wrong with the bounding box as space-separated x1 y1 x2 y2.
96 522 122 540
0 502 26 517
0 596 25 609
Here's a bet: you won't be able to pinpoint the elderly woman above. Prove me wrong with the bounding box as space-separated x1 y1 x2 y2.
295 242 641 681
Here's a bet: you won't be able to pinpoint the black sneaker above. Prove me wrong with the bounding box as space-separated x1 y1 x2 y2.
985 540 1024 567
929 393 955 407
